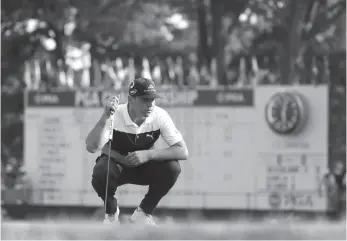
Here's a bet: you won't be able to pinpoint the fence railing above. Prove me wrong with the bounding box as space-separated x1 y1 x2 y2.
22 53 332 90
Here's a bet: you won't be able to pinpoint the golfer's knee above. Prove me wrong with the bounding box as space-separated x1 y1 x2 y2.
91 155 120 194
160 160 181 184
92 156 108 181
169 160 181 179
147 161 181 199
91 176 103 195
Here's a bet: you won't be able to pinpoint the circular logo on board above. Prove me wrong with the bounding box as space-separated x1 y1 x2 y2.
265 91 307 135
268 192 281 208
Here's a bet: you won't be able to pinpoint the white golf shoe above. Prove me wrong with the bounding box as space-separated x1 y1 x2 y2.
103 206 120 226
130 207 156 226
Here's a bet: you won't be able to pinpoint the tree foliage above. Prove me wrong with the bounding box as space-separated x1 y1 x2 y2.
1 0 197 79
247 0 346 84
193 0 345 84
1 0 345 84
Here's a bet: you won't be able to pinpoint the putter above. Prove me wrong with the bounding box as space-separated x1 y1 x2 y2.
104 95 120 219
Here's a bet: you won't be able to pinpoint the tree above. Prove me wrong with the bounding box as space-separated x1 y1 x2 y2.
193 0 250 84
2 0 344 86
248 0 346 84
1 0 195 79
193 0 345 85
1 0 106 81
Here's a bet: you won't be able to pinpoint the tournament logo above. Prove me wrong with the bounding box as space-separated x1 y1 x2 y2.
265 91 307 135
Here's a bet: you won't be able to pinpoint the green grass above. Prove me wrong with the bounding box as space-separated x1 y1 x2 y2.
2 219 345 240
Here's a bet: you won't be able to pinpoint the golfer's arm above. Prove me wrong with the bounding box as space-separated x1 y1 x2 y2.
85 114 112 153
110 150 127 164
148 140 189 161
101 144 128 165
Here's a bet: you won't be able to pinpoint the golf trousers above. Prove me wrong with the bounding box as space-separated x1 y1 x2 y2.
91 154 181 215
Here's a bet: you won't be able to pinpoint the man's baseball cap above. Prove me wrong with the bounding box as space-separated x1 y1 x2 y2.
128 77 162 99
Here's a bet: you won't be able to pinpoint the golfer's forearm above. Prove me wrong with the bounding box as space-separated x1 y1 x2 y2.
149 145 188 161
85 114 112 153
111 151 127 165
103 146 128 165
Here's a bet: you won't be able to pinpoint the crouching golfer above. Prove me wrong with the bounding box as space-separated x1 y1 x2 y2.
85 77 188 226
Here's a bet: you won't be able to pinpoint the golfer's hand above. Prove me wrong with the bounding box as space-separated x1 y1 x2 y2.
125 151 151 166
104 96 119 117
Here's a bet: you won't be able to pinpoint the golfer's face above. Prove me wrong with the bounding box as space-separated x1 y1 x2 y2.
135 97 155 117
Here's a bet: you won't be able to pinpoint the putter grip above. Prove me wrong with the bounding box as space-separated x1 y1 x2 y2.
108 95 120 141
109 113 114 140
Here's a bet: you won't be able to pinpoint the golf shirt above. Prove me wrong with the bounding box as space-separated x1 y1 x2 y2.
105 103 183 155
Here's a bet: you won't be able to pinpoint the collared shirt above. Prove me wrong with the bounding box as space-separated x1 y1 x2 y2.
103 103 183 155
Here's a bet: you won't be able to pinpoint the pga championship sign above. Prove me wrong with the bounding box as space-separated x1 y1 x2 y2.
23 86 329 211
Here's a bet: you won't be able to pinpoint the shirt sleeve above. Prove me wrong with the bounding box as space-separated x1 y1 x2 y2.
158 109 183 146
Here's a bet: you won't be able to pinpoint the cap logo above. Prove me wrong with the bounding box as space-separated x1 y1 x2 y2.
144 84 156 93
